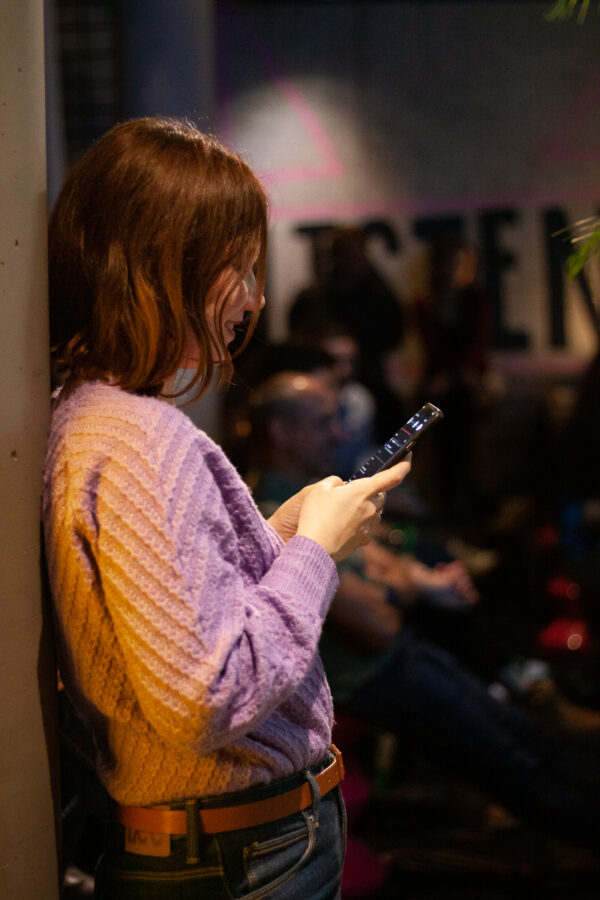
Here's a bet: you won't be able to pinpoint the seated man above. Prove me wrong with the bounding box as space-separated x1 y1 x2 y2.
244 370 600 850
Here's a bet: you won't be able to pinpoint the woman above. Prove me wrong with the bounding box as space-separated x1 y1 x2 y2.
43 117 411 899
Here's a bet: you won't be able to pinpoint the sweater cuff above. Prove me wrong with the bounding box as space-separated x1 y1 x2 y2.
269 534 339 619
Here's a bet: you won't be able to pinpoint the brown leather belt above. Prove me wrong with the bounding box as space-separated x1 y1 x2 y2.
116 745 344 835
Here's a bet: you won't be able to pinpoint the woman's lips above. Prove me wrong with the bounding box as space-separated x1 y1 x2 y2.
225 321 241 342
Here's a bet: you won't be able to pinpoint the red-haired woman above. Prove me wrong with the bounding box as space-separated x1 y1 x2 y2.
43 117 410 899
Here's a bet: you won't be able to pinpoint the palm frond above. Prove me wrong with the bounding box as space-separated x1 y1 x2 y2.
567 224 600 279
546 0 600 23
552 217 600 279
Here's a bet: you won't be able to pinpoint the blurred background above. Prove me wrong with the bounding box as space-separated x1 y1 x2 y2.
43 1 600 896
45 0 600 494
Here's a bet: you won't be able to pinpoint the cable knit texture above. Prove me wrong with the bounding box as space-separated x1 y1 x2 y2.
43 381 338 805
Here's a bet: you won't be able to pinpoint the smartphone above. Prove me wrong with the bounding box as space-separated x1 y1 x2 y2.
347 402 444 481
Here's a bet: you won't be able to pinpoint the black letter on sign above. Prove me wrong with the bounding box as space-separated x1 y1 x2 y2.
412 216 465 244
479 209 528 349
295 223 337 279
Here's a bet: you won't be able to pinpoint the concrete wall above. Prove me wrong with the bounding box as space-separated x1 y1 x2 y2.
0 1 59 897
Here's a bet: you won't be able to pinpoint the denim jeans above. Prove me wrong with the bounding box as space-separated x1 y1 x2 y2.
94 754 346 900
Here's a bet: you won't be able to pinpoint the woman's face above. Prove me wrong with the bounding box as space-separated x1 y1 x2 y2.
182 262 265 369
216 267 265 348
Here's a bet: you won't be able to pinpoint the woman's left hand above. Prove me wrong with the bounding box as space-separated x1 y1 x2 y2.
267 459 411 562
268 485 385 544
267 487 310 543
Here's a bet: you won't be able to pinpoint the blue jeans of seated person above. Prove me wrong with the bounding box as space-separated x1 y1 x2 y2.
94 756 346 900
346 629 600 848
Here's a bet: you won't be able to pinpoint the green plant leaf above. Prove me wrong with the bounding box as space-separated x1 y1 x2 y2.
567 225 600 279
546 0 599 23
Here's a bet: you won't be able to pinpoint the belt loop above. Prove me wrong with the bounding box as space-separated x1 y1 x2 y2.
185 798 200 864
303 769 322 826
331 744 345 782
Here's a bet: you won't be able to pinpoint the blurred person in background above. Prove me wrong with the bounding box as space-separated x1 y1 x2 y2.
289 225 405 443
414 235 492 527
286 320 377 480
244 370 600 852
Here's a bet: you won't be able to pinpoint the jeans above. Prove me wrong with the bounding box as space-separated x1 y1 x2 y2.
94 754 346 900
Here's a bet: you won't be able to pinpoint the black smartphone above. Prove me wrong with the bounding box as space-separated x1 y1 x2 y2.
347 402 444 481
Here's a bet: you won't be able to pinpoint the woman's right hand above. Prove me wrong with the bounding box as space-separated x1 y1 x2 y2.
295 458 412 562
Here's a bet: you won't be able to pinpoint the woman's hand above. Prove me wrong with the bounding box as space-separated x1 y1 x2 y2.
267 487 311 544
297 458 411 562
268 458 411 561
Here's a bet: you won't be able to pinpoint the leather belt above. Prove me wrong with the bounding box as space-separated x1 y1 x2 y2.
116 745 344 835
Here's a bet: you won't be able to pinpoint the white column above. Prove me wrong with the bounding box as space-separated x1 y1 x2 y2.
0 0 58 897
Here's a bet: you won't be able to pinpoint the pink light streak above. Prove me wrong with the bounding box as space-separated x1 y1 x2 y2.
218 4 599 221
219 2 343 182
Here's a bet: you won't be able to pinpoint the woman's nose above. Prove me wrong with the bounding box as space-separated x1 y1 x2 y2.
243 272 264 310
246 291 265 313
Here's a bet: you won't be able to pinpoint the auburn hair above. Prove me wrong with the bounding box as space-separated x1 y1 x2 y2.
48 117 268 397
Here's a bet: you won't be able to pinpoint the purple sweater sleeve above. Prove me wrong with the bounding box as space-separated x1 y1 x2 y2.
86 404 339 754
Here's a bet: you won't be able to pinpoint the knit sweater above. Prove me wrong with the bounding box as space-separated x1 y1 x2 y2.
43 381 338 806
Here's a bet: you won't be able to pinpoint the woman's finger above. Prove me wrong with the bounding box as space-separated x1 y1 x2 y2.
371 491 386 516
358 455 412 496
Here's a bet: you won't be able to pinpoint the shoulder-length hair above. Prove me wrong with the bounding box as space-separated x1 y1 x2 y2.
49 117 268 398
